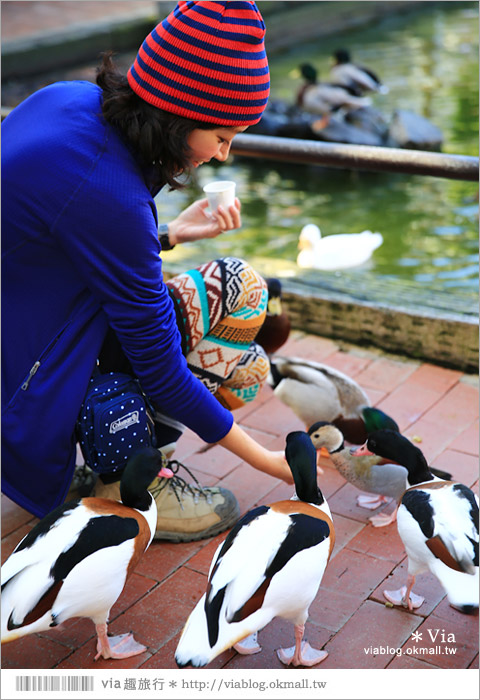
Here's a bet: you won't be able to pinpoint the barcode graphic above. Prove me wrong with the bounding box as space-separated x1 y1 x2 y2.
15 676 94 691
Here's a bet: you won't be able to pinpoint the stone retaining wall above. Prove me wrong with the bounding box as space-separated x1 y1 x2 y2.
281 285 478 373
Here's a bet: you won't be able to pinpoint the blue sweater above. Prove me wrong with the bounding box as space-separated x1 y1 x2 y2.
1 81 233 517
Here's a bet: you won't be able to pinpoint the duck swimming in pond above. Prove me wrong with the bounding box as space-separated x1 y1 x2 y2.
297 223 383 271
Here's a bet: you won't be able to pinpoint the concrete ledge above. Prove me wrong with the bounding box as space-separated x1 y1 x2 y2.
281 280 478 373
258 0 436 53
2 10 158 79
2 0 440 80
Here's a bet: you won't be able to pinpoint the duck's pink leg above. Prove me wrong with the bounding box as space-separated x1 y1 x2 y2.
383 575 424 611
94 623 146 660
234 631 262 655
277 624 328 667
369 506 398 527
357 493 391 510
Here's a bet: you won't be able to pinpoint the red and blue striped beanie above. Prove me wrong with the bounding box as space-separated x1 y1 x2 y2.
127 0 269 126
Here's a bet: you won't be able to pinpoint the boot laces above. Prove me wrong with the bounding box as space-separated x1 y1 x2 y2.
149 458 214 510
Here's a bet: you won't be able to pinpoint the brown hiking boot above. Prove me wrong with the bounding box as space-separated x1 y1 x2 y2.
91 457 240 543
66 462 96 500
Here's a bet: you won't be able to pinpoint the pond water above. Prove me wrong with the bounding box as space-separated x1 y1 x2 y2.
160 2 478 296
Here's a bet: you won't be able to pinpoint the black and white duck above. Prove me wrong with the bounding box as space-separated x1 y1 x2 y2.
175 431 334 668
352 430 478 614
1 448 173 659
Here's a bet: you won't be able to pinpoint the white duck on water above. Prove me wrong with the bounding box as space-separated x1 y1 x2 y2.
175 431 335 668
353 430 478 614
1 448 173 660
297 224 383 271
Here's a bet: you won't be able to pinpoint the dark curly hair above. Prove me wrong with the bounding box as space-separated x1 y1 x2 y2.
96 52 223 190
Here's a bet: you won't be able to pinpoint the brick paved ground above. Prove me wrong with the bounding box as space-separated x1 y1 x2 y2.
2 331 478 671
1 0 478 683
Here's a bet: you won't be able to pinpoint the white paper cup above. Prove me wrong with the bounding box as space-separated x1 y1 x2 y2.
203 180 236 211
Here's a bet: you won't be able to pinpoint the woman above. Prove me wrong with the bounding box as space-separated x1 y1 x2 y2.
2 1 294 542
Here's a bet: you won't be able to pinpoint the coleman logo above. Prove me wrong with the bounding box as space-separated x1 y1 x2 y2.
110 411 140 434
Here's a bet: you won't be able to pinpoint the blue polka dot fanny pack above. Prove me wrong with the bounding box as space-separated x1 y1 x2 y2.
76 371 157 474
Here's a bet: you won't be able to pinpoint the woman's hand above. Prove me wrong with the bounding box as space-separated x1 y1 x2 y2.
260 450 295 484
168 197 241 245
217 422 294 485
